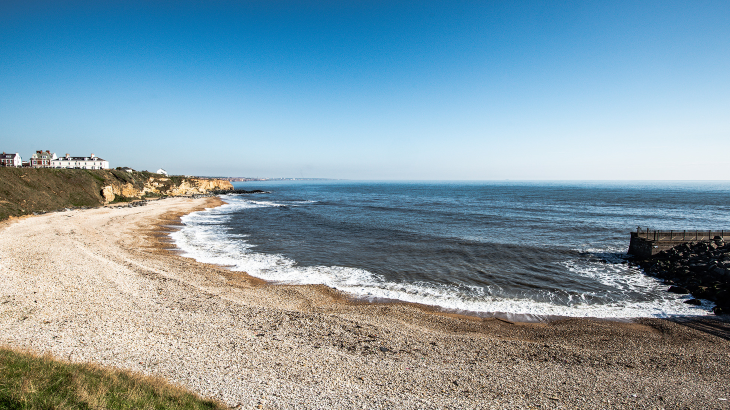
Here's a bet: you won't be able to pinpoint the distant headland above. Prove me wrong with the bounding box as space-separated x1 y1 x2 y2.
206 177 339 182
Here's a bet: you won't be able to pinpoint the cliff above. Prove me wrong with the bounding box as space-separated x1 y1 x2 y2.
0 168 233 220
100 175 233 202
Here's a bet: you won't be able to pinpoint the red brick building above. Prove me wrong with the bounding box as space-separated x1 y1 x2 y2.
29 150 55 168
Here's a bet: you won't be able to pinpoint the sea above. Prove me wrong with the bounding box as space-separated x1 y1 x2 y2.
170 181 730 320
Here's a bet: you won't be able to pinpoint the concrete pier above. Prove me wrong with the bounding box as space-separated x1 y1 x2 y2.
628 228 729 259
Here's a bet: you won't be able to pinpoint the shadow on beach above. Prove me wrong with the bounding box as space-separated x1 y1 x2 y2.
666 315 730 341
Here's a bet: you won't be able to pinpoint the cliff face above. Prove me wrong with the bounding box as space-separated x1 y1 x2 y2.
166 178 233 196
101 176 233 202
0 168 233 220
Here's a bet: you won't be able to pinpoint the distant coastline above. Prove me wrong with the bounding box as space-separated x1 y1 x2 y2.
207 177 342 182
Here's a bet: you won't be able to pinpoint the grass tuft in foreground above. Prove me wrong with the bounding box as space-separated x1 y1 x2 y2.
0 347 227 410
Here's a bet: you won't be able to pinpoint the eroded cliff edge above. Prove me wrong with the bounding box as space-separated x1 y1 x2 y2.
0 168 233 220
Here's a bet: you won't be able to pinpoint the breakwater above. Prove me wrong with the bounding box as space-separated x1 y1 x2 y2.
632 237 730 315
628 228 729 259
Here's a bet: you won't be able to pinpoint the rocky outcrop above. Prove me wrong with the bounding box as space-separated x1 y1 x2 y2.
632 239 730 315
163 178 233 196
100 176 233 203
101 185 116 203
101 183 142 201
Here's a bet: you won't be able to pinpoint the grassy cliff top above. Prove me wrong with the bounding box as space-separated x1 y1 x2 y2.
0 168 202 221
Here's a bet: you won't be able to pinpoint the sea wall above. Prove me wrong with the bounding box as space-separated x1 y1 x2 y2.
629 230 730 259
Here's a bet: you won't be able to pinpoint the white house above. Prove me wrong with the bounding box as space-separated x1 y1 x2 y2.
156 168 168 176
51 153 109 170
0 152 22 167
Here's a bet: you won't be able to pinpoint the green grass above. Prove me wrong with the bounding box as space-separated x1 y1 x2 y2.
0 347 227 410
110 195 136 203
85 170 106 184
169 176 184 186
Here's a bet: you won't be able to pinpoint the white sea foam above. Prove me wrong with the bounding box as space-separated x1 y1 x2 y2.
171 198 713 319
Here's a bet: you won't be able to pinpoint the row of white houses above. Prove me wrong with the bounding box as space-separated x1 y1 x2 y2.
1 150 109 169
52 153 110 170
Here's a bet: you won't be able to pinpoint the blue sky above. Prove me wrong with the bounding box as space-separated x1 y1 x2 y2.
1 1 728 179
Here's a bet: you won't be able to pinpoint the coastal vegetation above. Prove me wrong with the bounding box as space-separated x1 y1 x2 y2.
0 346 226 410
0 168 231 221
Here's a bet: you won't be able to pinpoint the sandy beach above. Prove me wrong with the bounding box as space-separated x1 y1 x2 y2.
1 197 729 409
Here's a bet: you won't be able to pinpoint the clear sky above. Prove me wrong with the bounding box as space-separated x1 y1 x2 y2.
1 1 729 179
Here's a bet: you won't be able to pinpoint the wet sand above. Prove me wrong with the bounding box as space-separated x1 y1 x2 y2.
1 197 729 409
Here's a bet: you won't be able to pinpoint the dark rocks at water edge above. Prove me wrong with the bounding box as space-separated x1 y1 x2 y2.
632 239 730 315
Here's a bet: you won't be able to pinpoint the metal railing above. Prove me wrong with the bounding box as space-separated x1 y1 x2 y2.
635 228 728 242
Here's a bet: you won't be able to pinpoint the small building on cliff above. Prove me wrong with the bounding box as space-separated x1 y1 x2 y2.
0 152 22 167
51 153 109 170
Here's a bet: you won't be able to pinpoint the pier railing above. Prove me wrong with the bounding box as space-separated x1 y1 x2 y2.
634 228 728 242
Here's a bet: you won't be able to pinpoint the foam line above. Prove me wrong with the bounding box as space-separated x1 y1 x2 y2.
171 199 713 319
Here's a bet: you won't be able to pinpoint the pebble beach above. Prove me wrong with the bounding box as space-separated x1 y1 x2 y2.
1 197 729 409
